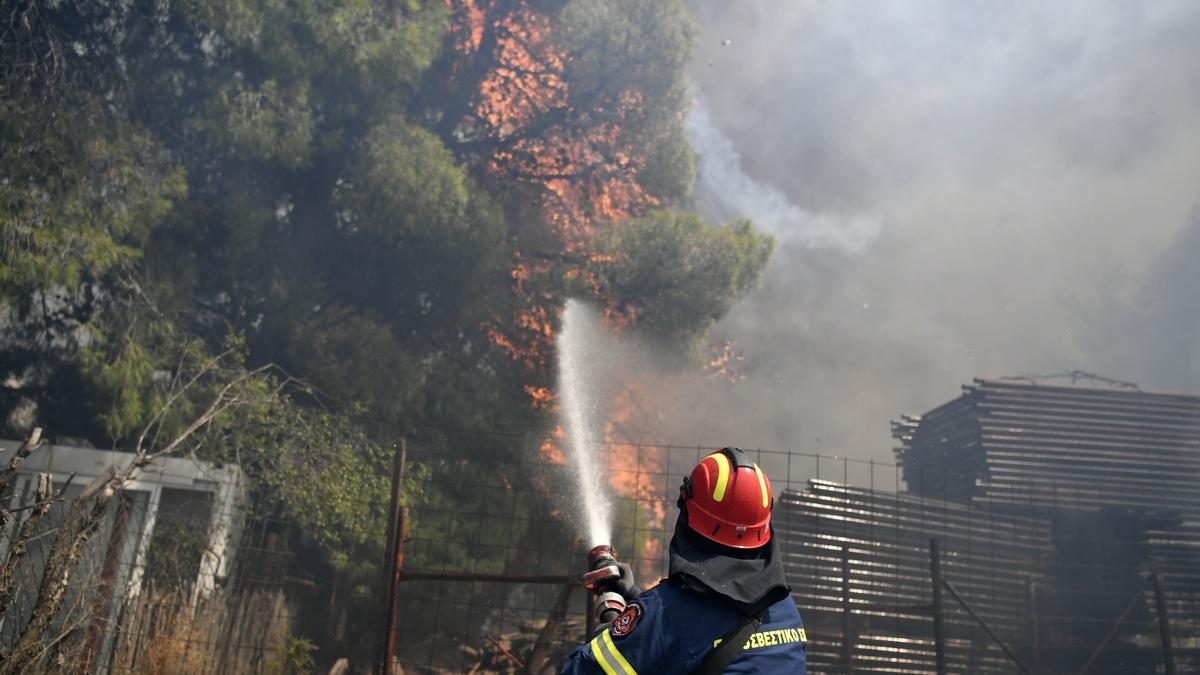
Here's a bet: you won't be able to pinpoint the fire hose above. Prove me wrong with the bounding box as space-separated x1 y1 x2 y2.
580 544 637 626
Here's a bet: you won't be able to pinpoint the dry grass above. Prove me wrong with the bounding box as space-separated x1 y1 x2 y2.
111 586 294 674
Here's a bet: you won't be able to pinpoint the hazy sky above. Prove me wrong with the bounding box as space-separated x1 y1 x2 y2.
659 0 1200 463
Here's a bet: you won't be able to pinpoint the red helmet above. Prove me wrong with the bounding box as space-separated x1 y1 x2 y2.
678 447 773 549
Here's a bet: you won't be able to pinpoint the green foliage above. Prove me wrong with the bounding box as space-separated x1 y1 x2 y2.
557 0 696 127
342 116 474 240
610 496 653 571
79 331 163 441
638 124 696 203
267 634 317 675
320 0 448 98
204 80 315 168
405 462 511 574
77 313 210 441
75 305 399 585
191 0 446 99
594 211 774 355
0 101 187 300
253 417 393 573
280 305 427 431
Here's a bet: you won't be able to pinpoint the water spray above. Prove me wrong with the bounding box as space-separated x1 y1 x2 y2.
558 300 627 627
558 299 612 546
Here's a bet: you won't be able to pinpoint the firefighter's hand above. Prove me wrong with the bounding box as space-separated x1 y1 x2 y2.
612 561 638 601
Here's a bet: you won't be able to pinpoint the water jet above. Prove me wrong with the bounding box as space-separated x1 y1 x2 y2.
557 299 612 547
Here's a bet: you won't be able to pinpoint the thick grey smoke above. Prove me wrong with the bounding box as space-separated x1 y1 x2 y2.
653 1 1200 463
687 105 880 253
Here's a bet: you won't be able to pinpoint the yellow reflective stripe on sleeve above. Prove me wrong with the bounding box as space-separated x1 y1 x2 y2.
601 630 638 675
753 464 769 508
710 452 731 502
589 635 620 675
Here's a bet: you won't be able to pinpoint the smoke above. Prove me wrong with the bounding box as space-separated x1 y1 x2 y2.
649 0 1200 462
1089 211 1200 389
687 104 880 252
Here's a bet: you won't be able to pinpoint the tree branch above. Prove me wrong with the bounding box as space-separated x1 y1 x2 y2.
0 427 43 497
135 362 275 470
1 469 113 674
0 472 61 618
134 347 238 456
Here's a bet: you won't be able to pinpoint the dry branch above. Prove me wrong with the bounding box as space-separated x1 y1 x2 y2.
133 347 236 457
0 427 42 497
1 469 114 674
0 473 55 618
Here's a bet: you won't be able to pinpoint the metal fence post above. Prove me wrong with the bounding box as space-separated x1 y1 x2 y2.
1151 572 1176 675
1028 580 1039 674
841 544 853 674
940 577 1028 673
930 538 947 675
380 440 408 675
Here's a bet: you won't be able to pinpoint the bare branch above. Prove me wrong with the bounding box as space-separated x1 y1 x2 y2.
134 347 237 456
0 473 59 618
2 473 74 515
0 427 43 496
135 363 274 467
0 467 116 674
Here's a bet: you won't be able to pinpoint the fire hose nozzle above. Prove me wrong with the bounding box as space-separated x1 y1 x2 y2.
581 564 620 589
587 544 617 567
582 544 620 589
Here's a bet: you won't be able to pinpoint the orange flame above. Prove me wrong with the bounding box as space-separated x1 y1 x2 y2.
705 341 747 383
539 425 567 465
524 384 555 410
450 0 486 53
448 0 658 251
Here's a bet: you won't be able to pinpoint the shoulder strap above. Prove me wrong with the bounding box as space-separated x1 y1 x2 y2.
691 611 763 675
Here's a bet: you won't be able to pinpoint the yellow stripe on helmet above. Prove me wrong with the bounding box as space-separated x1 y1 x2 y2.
753 464 769 508
708 452 731 502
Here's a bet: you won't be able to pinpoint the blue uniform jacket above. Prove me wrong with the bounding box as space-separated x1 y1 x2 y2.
560 578 807 674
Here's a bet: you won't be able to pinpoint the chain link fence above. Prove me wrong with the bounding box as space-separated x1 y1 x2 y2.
2 432 1198 674
389 439 1200 674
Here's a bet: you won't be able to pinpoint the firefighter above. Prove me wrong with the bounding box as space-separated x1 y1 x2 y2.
560 447 807 674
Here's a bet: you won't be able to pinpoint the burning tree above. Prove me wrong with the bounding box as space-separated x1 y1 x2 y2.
427 2 772 575
434 0 696 241
427 0 739 393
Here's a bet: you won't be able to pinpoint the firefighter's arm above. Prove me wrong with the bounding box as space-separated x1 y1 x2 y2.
559 591 676 675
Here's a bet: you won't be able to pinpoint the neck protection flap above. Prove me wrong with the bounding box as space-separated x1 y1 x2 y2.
667 512 790 615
